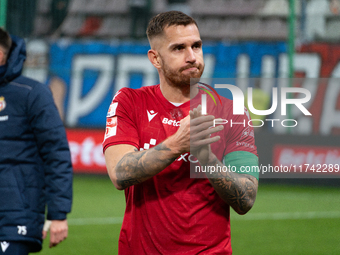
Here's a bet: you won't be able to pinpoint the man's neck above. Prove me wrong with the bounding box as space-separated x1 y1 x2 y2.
159 80 199 104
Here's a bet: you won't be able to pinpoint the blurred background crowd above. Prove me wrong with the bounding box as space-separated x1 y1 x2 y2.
4 0 340 41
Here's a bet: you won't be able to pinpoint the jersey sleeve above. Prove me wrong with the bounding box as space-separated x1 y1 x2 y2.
103 88 140 152
224 107 258 157
223 107 259 179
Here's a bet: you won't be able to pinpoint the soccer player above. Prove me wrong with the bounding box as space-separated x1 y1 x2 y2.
103 11 259 254
0 28 72 254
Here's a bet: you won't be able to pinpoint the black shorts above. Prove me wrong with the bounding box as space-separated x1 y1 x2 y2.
0 241 30 255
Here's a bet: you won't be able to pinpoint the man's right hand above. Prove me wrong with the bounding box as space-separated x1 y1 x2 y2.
165 108 222 156
42 219 68 248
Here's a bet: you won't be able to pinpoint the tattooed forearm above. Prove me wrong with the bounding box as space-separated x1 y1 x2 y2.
115 142 178 190
206 156 258 215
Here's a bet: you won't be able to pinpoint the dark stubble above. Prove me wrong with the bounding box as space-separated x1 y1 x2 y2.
159 53 204 88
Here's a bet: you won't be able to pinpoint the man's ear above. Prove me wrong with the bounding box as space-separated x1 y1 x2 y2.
148 49 161 69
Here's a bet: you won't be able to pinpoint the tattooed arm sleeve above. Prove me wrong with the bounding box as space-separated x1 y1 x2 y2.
205 154 258 215
105 142 180 190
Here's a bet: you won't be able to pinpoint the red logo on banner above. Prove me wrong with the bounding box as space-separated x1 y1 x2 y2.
274 145 340 174
66 129 107 174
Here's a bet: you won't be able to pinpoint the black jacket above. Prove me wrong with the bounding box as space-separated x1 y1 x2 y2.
0 35 73 252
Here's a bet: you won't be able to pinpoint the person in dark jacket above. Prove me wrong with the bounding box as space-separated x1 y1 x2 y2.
0 28 72 254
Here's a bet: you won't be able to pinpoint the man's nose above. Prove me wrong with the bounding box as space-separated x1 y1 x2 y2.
186 48 196 63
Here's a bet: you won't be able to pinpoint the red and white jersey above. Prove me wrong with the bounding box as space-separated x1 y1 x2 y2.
103 84 257 255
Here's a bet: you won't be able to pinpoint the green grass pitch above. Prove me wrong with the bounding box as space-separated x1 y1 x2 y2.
40 175 340 254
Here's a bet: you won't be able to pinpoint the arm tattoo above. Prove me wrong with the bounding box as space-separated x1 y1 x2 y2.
206 157 258 215
116 142 178 189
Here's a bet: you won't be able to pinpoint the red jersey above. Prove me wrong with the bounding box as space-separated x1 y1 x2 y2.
103 85 257 254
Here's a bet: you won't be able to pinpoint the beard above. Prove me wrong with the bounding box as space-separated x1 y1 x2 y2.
160 55 204 88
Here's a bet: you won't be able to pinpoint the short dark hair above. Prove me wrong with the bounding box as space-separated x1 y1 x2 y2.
146 11 198 41
0 27 12 56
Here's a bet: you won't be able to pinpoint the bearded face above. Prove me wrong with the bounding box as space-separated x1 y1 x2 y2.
159 53 204 88
149 24 205 89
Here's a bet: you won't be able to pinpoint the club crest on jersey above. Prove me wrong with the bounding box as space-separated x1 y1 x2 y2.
0 96 6 112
